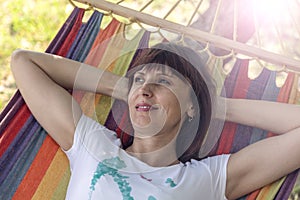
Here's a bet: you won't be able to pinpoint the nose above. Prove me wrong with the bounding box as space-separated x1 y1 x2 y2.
139 83 153 97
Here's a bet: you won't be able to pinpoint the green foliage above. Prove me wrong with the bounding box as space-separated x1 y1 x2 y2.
0 0 72 111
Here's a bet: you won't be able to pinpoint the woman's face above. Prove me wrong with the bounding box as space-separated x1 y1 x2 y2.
128 64 194 138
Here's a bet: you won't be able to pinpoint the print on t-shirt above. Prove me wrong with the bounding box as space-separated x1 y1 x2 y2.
89 156 158 200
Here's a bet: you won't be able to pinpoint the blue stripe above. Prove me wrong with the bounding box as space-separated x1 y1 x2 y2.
232 68 271 152
67 11 103 61
249 71 279 144
0 119 46 200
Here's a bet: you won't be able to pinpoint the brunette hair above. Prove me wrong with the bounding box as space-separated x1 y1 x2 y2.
123 42 215 163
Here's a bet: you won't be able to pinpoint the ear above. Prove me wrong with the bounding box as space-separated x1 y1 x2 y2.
186 104 195 119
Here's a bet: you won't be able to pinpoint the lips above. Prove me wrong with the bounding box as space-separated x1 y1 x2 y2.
135 103 158 112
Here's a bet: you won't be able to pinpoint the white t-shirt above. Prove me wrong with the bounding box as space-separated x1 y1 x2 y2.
64 114 230 200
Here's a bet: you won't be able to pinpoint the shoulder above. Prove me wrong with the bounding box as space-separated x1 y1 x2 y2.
186 155 230 169
182 155 230 179
179 155 230 200
75 114 106 132
75 114 119 142
65 114 121 157
201 154 231 168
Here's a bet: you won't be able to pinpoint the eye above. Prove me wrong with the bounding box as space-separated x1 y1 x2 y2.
134 76 144 84
158 78 171 85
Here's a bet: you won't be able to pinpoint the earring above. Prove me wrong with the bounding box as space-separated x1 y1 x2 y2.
188 116 194 122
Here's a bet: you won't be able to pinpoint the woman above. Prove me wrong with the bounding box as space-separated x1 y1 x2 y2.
10 42 300 200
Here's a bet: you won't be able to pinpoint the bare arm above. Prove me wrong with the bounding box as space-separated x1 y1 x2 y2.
224 98 300 134
11 49 128 150
224 98 300 199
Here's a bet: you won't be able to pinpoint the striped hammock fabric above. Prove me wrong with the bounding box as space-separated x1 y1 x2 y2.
0 7 299 200
215 59 299 200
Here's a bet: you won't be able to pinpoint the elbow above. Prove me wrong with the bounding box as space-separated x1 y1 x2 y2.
10 49 34 88
10 49 28 71
10 49 31 78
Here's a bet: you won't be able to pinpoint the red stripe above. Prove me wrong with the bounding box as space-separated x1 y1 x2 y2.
217 60 251 154
278 72 294 103
119 109 133 144
232 61 251 99
216 122 237 154
0 104 31 157
56 9 85 57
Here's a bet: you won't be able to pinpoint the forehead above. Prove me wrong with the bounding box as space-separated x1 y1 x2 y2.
136 64 193 86
135 63 182 78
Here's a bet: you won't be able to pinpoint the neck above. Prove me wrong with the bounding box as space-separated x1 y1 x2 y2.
126 134 180 167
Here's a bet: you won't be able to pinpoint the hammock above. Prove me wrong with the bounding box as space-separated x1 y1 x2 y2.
1 2 300 199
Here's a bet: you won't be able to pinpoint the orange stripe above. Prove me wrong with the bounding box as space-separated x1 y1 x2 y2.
32 149 69 200
12 136 59 200
73 19 121 103
246 189 259 200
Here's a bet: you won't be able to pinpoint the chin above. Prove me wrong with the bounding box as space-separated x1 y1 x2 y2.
132 121 165 138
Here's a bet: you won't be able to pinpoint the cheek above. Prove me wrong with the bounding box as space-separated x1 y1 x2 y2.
127 87 137 104
161 92 181 114
167 90 191 117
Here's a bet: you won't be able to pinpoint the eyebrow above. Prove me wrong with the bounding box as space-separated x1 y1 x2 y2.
135 71 175 77
134 70 191 86
134 72 145 75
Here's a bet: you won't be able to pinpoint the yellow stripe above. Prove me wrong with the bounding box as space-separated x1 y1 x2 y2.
95 30 146 124
257 177 285 200
51 168 71 200
206 56 227 96
32 149 69 200
80 24 126 119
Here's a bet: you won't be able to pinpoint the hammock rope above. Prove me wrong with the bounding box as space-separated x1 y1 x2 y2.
209 0 223 34
186 0 204 27
72 0 300 73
